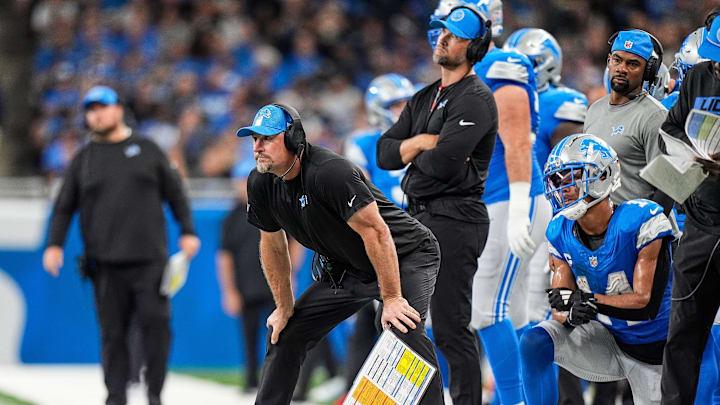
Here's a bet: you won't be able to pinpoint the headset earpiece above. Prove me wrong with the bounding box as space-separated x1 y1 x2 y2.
446 4 492 64
271 103 306 155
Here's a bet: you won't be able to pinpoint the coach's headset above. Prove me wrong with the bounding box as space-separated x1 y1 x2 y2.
443 4 493 64
607 29 664 85
271 103 306 156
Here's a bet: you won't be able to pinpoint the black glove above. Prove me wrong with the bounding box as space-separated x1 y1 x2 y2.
566 301 598 327
569 289 596 306
546 287 574 311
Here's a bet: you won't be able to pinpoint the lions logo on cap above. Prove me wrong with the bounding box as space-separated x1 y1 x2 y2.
451 9 465 22
624 40 633 49
253 108 273 126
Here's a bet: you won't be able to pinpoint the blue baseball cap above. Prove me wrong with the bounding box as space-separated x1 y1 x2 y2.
237 105 292 137
429 7 484 40
699 17 720 62
82 85 119 109
610 30 654 61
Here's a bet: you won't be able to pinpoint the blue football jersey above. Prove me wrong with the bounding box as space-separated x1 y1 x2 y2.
546 199 674 345
661 89 680 109
536 85 588 169
344 130 405 207
474 48 544 204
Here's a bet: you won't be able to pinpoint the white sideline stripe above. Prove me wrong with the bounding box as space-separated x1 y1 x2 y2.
0 365 255 405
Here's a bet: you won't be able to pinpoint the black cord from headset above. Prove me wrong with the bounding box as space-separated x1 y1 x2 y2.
671 237 720 301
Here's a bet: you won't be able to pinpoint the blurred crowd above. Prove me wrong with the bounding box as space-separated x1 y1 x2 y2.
27 0 712 178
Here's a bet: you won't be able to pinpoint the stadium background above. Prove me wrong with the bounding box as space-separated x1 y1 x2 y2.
0 0 715 404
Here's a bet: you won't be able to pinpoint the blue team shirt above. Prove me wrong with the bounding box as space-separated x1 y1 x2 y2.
536 85 588 169
474 48 544 203
546 199 674 344
345 130 405 207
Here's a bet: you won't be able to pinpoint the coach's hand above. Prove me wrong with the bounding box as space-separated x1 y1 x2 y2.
267 307 293 345
382 296 421 334
42 245 64 277
696 152 720 177
179 234 201 259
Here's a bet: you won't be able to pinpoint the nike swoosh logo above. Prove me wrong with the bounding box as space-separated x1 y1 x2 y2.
507 57 521 63
459 120 475 126
574 98 585 104
348 195 357 207
650 207 659 215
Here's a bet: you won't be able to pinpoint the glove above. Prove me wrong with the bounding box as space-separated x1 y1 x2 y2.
507 182 536 260
569 289 596 306
566 301 598 327
546 287 574 311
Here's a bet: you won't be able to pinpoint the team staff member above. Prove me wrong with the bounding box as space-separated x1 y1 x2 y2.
660 7 720 404
584 30 670 211
377 6 497 404
216 169 274 393
42 86 200 405
238 103 444 404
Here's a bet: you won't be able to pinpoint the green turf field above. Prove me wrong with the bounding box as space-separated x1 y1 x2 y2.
0 391 35 405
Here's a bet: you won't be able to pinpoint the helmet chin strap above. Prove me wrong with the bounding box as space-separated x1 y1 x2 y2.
561 200 588 220
561 196 606 220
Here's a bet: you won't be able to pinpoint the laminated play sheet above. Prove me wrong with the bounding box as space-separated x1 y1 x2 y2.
343 330 436 405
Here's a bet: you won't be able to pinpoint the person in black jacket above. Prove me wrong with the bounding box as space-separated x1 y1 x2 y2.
42 86 200 405
216 173 274 392
376 6 497 403
660 7 720 405
237 103 444 404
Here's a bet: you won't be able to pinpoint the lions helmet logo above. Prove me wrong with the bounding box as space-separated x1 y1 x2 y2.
578 138 613 161
624 40 633 49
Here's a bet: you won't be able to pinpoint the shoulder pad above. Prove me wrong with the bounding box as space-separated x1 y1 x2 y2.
484 50 532 84
554 101 587 123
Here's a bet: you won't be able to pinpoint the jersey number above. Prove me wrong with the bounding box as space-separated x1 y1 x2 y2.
576 272 641 326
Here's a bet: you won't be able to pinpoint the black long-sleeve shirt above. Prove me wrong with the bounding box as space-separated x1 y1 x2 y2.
47 133 195 263
376 75 498 222
662 61 720 236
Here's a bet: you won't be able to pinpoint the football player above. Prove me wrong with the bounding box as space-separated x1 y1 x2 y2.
520 134 674 405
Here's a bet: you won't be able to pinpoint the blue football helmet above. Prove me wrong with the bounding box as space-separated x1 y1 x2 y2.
427 0 466 50
503 28 562 91
544 134 621 220
673 27 708 81
476 0 503 38
365 73 415 130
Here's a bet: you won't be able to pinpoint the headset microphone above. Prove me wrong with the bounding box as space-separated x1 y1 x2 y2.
273 143 305 184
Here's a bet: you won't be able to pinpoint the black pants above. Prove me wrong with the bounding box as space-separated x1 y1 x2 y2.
558 367 584 405
91 262 171 405
241 299 274 388
345 302 378 391
255 235 445 405
415 212 488 405
661 221 720 405
294 337 339 400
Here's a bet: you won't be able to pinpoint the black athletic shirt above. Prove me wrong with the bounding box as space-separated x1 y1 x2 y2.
662 61 720 236
47 134 195 263
376 74 498 223
246 144 430 280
